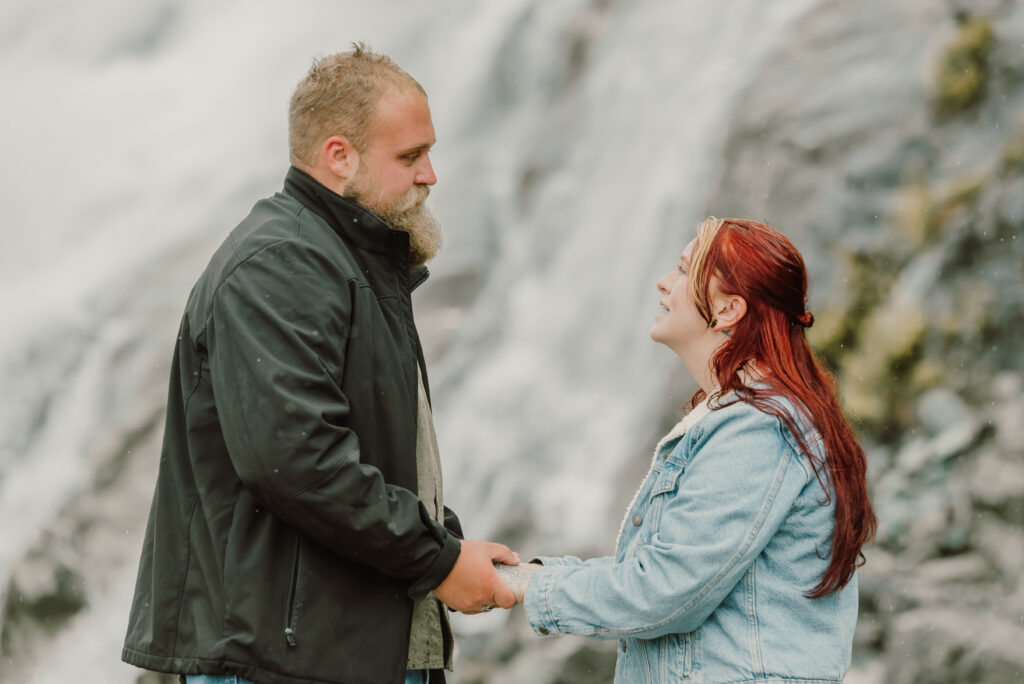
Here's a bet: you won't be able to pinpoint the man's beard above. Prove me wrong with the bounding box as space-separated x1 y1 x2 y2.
344 180 443 267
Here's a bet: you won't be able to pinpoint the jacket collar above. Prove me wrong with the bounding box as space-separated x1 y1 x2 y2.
654 396 714 458
283 166 429 290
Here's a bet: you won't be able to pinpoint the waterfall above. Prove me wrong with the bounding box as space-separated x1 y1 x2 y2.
426 0 822 549
1 1 822 681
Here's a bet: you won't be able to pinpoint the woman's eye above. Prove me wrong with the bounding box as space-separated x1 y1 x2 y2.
678 266 687 275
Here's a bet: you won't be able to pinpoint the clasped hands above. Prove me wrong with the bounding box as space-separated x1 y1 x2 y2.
432 539 540 614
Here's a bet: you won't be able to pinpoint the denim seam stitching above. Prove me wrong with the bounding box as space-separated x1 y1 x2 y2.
624 452 793 636
833 591 845 680
542 566 561 634
720 679 841 684
749 563 765 675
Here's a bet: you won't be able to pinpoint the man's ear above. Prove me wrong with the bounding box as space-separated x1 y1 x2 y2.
322 135 360 183
711 294 747 332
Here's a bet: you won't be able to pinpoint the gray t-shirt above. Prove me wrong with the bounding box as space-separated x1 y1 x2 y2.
406 368 453 671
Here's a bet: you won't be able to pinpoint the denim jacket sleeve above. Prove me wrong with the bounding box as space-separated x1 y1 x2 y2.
531 555 616 568
524 403 813 639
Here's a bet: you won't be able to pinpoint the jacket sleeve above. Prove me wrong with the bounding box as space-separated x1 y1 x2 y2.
206 237 459 599
523 406 812 639
530 555 615 569
443 505 465 540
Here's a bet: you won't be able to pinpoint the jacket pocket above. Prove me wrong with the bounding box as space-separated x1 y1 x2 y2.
663 631 695 680
284 536 301 647
649 460 684 500
639 462 684 542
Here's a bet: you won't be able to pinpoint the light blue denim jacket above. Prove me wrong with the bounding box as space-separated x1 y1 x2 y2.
524 397 857 683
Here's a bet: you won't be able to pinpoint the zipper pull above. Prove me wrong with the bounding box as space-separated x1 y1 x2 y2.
284 627 297 647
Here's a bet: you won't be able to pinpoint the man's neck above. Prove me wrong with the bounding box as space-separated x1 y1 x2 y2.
292 161 347 197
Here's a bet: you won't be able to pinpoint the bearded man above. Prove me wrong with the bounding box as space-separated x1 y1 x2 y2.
121 44 518 684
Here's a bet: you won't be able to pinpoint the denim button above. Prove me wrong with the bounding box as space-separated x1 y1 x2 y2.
538 626 549 635
632 515 642 526
621 640 627 652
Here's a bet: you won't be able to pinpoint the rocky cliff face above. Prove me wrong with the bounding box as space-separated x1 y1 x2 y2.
1 1 1021 683
454 1 1024 682
708 0 1024 681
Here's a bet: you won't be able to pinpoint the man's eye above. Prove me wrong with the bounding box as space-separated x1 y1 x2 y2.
403 152 421 162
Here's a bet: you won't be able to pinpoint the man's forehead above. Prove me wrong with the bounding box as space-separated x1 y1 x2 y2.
368 88 434 145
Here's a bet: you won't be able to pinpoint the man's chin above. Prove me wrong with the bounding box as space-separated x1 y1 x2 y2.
344 187 442 265
384 205 443 267
406 210 443 266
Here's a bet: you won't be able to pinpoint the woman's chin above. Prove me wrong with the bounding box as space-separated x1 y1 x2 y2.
650 326 671 348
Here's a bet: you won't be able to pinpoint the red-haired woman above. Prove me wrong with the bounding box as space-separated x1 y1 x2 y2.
499 217 876 683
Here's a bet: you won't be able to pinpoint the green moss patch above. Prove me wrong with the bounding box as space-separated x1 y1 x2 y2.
933 17 993 118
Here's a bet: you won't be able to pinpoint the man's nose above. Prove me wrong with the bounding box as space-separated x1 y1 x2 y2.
417 156 437 186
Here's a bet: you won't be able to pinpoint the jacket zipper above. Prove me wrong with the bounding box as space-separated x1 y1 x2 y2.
284 537 300 647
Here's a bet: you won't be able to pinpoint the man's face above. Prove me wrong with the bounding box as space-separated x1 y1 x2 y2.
345 87 441 265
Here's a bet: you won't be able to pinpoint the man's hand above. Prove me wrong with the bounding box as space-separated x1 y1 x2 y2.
433 539 519 612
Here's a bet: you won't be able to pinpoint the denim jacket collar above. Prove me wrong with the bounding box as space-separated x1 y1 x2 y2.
653 396 714 459
616 396 715 543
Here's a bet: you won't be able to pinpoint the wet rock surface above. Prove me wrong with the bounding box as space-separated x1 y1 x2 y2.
453 0 1024 681
702 0 1024 681
1 1 1021 683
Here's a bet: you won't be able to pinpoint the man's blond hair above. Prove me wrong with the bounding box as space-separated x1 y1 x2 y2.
288 42 425 167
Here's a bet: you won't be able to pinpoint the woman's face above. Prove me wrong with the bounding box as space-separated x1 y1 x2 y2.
651 238 711 353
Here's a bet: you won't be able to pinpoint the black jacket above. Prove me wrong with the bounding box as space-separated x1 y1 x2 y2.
122 167 462 684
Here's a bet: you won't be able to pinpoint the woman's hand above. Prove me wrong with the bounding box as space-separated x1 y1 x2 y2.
494 561 541 604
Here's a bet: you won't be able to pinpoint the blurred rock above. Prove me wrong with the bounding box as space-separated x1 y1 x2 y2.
1 547 87 661
973 518 1024 584
1 566 83 679
991 371 1022 403
703 1 1024 682
915 554 992 585
6 547 86 623
886 609 1024 684
966 448 1024 521
915 387 968 436
551 642 617 684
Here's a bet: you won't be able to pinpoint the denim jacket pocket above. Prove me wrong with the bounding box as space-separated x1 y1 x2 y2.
662 630 695 680
649 460 684 500
642 461 684 539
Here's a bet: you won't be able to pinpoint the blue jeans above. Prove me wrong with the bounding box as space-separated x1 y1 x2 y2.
187 672 428 684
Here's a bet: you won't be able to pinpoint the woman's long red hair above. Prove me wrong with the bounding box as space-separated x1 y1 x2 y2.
689 217 876 598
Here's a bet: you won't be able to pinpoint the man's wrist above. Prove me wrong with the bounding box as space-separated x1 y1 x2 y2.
410 532 462 601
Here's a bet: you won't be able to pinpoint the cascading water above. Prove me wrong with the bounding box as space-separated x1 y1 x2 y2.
1 1 823 681
428 0 823 551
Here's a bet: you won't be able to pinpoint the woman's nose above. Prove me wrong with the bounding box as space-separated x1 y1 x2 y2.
656 272 673 294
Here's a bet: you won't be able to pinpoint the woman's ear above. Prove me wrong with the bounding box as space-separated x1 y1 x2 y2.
711 294 747 332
